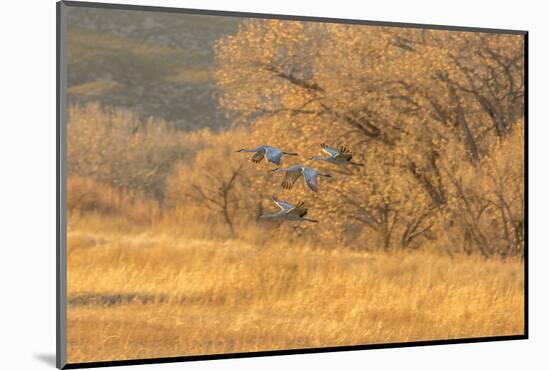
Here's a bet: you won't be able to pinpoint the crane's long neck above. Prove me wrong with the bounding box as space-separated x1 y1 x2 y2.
311 156 328 161
260 213 279 219
302 217 319 223
240 148 258 153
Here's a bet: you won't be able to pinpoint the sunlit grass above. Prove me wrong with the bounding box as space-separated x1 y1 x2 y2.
67 217 524 363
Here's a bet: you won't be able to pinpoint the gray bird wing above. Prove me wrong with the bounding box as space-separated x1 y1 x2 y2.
281 168 303 190
334 145 353 161
286 201 308 217
334 153 352 161
321 143 353 161
264 147 284 165
272 195 294 211
302 167 319 192
320 143 340 157
250 149 265 163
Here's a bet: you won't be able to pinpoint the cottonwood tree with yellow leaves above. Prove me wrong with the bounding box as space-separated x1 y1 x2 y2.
210 20 524 255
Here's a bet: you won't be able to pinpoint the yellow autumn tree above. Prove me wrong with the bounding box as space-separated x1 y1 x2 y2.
212 20 524 254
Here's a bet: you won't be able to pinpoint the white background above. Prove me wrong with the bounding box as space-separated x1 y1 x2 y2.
0 0 547 368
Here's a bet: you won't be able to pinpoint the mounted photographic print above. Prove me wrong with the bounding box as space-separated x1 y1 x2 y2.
56 1 528 368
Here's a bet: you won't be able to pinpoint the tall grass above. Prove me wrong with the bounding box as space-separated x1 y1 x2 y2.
67 216 524 363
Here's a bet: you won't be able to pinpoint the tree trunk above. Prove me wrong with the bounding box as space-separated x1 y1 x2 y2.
448 84 480 163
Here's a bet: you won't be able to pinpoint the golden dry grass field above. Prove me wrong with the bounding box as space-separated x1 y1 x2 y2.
67 216 524 364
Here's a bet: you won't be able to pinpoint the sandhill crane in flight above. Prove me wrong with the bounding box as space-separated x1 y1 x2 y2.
235 145 298 165
260 196 318 222
272 164 332 193
310 143 364 166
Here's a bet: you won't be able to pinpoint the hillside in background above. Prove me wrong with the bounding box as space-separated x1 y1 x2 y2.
67 7 240 130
